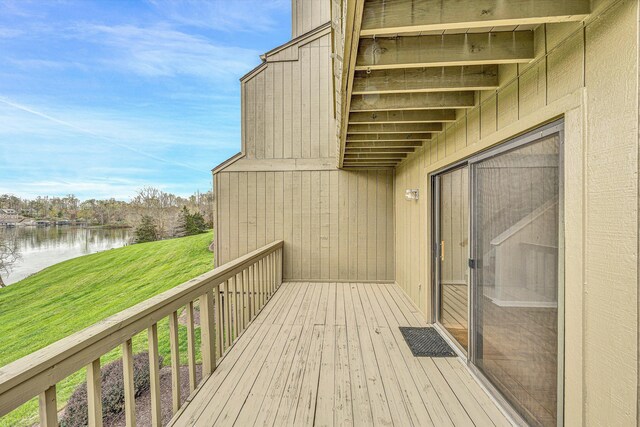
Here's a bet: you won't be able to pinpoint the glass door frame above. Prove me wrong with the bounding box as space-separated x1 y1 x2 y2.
429 119 565 426
431 163 471 356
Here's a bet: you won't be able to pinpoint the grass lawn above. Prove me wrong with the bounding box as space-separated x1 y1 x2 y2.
0 232 214 427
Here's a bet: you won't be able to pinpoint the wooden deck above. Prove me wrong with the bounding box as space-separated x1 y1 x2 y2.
170 282 512 426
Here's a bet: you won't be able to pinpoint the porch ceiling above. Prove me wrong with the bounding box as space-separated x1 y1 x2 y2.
336 0 590 169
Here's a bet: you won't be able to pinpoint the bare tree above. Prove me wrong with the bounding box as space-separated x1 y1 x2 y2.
0 235 20 287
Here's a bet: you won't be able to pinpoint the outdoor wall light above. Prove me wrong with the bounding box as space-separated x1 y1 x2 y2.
405 189 419 201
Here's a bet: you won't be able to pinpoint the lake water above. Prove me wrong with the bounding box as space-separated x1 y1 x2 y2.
0 226 131 285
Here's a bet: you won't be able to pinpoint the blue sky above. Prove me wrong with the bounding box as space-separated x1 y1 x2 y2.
0 0 291 200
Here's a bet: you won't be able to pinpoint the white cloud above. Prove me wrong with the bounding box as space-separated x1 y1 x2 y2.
148 0 290 32
74 23 261 80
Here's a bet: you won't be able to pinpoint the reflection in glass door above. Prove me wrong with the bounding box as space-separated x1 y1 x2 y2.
470 123 562 426
435 166 469 351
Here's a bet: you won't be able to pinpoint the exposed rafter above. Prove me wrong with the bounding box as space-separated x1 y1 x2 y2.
350 91 475 112
347 123 443 134
346 141 423 148
352 65 499 95
347 133 431 142
356 31 535 70
345 147 416 154
349 110 457 124
360 0 590 36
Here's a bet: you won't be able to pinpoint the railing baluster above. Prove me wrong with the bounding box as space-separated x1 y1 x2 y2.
169 310 181 414
122 339 136 427
186 301 197 393
243 268 250 327
200 289 217 375
232 275 239 340
251 263 258 320
258 259 264 309
38 385 57 427
224 280 231 350
215 286 223 359
148 324 161 427
87 359 102 427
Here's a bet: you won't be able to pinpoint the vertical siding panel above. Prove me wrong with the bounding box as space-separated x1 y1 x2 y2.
329 171 339 280
301 172 312 279
367 171 377 281
283 171 293 279
310 40 321 158
265 67 274 159
256 171 266 247
292 172 302 278
300 46 311 158
218 173 229 265
247 173 257 253
245 80 255 159
348 172 358 280
339 172 350 279
320 171 331 280
273 64 284 159
265 172 275 245
357 172 368 279
229 173 239 260
254 73 266 159
238 172 248 256
310 171 321 278
275 171 284 247
376 171 387 280
291 61 301 159
319 40 329 158
283 62 293 158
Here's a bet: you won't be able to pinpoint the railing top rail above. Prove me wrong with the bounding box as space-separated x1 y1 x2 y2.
0 240 283 414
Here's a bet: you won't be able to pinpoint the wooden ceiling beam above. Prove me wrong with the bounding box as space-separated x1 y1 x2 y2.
349 109 456 124
344 153 408 159
345 147 416 153
350 91 474 112
356 31 534 70
360 0 590 36
346 141 423 148
347 123 443 133
352 65 499 95
347 133 431 142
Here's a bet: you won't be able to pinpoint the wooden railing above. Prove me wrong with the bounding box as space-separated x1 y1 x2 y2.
0 240 283 426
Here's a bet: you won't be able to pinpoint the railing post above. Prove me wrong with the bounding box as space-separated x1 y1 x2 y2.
87 359 102 427
148 324 161 427
122 339 136 427
39 385 57 427
215 286 223 359
200 289 217 375
169 310 181 414
224 280 231 349
186 301 197 393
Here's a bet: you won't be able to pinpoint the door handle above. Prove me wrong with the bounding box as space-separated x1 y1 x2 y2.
440 240 445 261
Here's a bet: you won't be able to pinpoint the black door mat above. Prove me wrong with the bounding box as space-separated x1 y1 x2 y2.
399 327 457 357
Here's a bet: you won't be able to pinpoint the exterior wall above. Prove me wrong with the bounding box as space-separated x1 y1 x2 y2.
216 169 394 281
394 0 639 424
292 0 330 38
242 35 334 160
215 29 395 282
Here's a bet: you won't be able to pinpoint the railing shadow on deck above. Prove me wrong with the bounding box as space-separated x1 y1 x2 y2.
0 240 284 427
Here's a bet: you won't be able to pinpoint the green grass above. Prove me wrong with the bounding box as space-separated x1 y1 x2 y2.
0 232 214 427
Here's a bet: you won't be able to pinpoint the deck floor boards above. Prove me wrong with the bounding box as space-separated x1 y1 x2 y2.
171 282 513 426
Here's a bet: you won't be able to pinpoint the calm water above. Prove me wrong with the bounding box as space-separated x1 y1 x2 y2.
0 227 131 285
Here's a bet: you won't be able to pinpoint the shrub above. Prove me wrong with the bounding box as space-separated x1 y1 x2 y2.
134 215 158 243
60 352 163 427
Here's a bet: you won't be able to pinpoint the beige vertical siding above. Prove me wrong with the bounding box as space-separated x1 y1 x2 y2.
242 34 334 160
292 0 330 38
216 169 394 282
394 0 638 424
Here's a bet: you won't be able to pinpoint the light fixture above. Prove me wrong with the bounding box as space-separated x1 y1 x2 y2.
405 189 419 201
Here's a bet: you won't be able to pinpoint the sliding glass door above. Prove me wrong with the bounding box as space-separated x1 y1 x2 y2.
435 166 469 351
432 121 563 426
470 122 562 426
